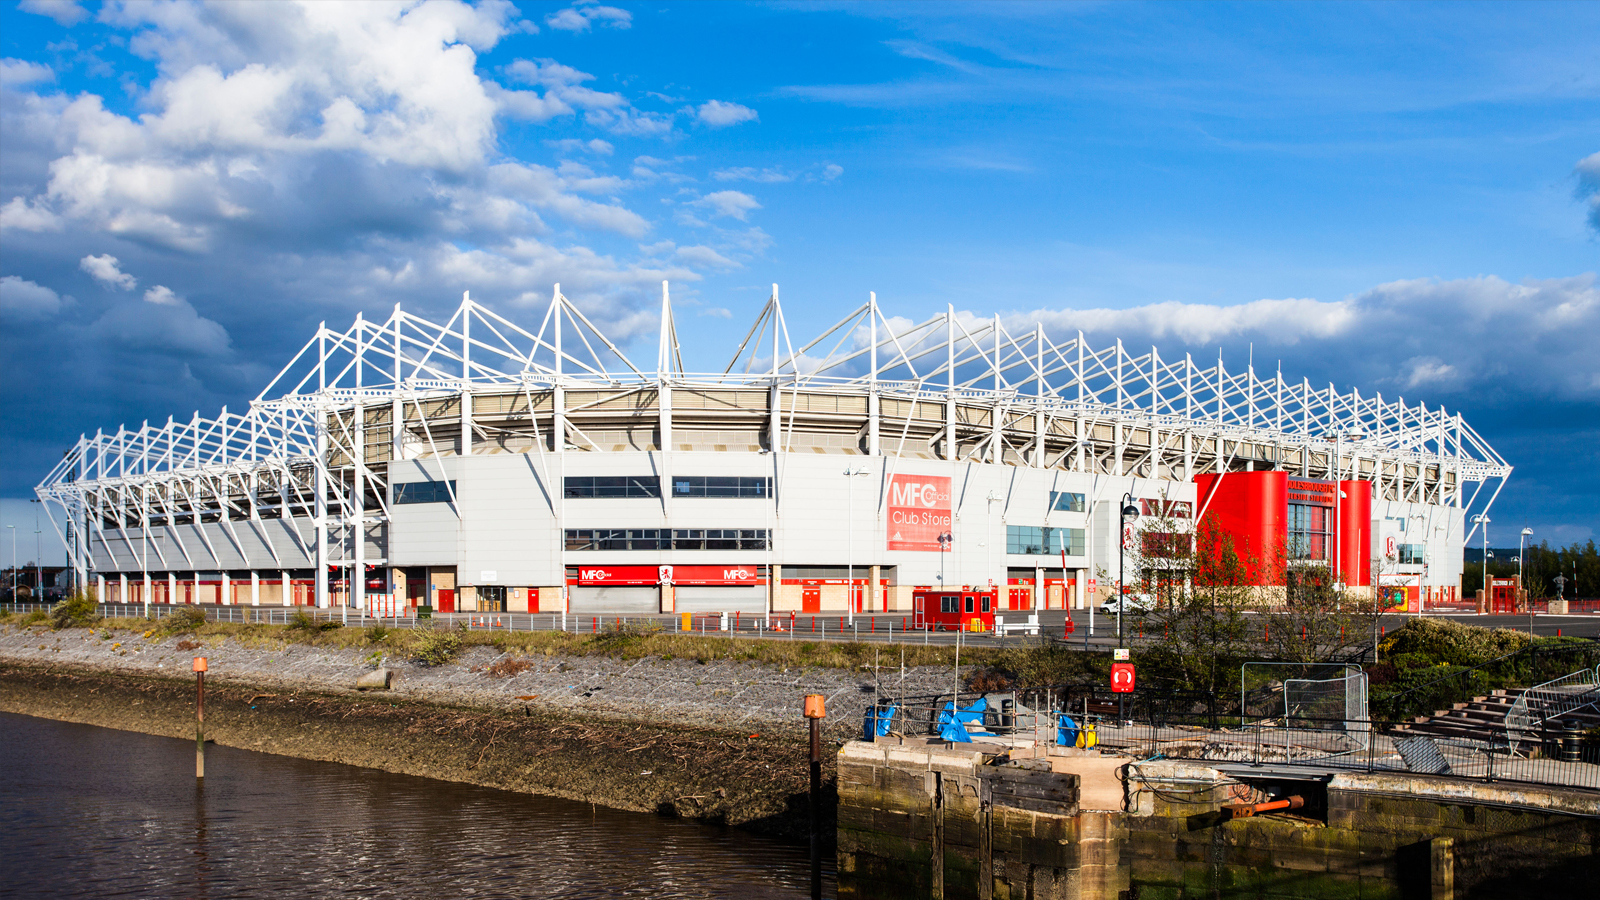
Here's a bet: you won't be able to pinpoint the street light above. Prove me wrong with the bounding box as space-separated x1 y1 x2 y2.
843 466 870 623
1118 493 1139 648
1472 514 1490 608
1520 526 1534 633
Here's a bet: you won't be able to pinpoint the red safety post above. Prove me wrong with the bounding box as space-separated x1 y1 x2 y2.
790 611 795 632
1264 625 1269 643
811 616 816 634
592 616 597 633
736 610 741 631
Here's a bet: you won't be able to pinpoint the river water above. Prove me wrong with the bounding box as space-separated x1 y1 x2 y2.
0 712 832 899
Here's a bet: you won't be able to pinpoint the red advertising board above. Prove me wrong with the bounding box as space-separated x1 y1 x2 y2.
887 473 952 551
575 565 658 585
1110 662 1136 693
671 565 761 585
576 565 761 586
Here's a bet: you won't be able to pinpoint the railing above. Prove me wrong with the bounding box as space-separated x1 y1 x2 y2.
1371 638 1600 725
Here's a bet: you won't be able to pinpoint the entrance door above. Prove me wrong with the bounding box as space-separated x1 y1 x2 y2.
802 585 821 613
437 589 455 613
478 586 506 612
1008 587 1031 610
569 586 659 615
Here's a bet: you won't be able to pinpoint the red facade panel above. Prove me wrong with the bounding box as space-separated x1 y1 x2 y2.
1194 471 1287 584
1337 480 1373 587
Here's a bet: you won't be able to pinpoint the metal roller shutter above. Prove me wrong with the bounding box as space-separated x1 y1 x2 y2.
672 586 767 614
569 586 659 615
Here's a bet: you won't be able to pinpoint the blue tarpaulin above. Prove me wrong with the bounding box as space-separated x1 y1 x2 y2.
937 697 993 743
862 704 899 739
1057 714 1080 747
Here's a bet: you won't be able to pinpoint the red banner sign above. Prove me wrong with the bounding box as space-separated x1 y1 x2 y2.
887 473 952 551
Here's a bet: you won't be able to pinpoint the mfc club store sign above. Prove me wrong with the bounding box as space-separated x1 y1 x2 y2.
888 474 952 552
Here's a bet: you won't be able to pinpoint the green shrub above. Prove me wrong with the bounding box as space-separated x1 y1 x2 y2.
365 623 390 644
411 629 463 667
49 590 100 628
162 606 208 633
21 610 49 626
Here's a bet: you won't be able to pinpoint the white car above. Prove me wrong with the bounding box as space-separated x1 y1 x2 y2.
1099 593 1155 615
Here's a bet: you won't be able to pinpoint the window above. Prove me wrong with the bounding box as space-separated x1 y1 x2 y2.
940 595 958 613
1398 544 1425 565
1141 532 1189 558
1006 525 1086 556
671 476 770 498
980 595 991 613
1288 503 1331 562
1140 499 1192 518
563 476 661 499
563 528 769 551
394 481 456 505
1049 491 1085 513
964 596 974 614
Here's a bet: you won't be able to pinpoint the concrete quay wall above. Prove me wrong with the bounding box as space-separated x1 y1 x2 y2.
838 739 1600 900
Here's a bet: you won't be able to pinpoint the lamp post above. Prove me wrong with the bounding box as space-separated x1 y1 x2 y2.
1472 514 1490 609
1520 525 1535 632
1118 493 1139 648
844 466 870 623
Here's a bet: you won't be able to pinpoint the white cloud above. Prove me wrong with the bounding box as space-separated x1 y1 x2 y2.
1577 151 1600 232
0 196 62 231
0 275 65 320
713 166 793 183
1012 274 1600 401
696 100 758 127
675 245 740 269
143 285 181 306
546 138 614 155
79 254 137 291
821 163 844 181
691 190 761 221
17 0 87 27
545 3 632 33
0 58 55 89
698 306 733 318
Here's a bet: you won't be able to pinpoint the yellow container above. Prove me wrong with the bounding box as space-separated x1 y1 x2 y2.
1076 724 1098 749
681 611 692 631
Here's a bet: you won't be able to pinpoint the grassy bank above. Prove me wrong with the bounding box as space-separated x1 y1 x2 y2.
1 605 1116 685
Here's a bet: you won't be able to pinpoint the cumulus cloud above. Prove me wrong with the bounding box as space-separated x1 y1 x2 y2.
674 245 740 269
545 2 632 32
0 275 66 320
17 0 87 27
691 190 761 221
547 138 614 155
696 100 758 127
0 196 62 231
79 254 137 291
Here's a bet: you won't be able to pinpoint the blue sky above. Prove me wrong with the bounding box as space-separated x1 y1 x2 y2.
2 0 1597 559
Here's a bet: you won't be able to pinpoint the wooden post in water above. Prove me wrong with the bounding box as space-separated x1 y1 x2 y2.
803 693 826 900
193 656 207 778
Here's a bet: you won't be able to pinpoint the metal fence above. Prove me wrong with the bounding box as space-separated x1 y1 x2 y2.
877 682 1600 794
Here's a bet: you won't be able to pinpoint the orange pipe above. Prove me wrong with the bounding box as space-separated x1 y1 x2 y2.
1223 795 1304 818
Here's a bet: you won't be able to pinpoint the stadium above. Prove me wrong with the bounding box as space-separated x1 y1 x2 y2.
34 285 1511 618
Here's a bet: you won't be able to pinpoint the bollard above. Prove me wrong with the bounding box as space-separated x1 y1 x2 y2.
803 694 826 900
193 656 207 779
1563 719 1582 763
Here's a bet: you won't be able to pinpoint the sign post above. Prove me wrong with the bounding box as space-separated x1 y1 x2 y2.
803 694 827 900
